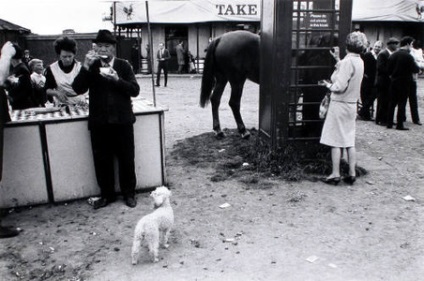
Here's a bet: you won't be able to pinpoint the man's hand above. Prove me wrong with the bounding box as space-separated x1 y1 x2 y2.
83 50 99 70
1 42 16 59
100 68 119 81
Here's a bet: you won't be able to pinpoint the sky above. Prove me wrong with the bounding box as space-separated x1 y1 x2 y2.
0 0 115 35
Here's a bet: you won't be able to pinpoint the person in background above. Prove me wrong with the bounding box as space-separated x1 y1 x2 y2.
145 44 152 74
131 43 140 74
156 42 170 87
386 36 420 130
187 50 197 74
358 41 382 121
22 49 33 68
28 59 47 107
0 42 19 238
72 29 140 209
375 37 399 126
176 40 186 74
4 43 36 110
318 32 367 186
45 36 87 106
408 40 423 125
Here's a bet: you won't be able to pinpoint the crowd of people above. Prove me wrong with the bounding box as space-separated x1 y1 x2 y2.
0 29 140 238
358 36 423 129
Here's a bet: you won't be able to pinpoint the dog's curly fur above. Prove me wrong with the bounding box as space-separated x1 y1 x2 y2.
131 186 174 264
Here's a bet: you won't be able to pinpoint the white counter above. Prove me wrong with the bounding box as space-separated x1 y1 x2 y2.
0 99 167 208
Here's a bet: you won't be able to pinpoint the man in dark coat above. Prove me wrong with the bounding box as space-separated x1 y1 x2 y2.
375 37 399 126
156 42 171 87
72 30 140 209
387 36 420 130
358 41 382 120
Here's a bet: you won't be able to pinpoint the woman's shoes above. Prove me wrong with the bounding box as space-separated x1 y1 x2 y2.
320 177 341 186
343 176 356 185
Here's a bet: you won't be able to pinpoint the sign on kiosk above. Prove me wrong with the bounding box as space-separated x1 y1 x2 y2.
305 13 330 29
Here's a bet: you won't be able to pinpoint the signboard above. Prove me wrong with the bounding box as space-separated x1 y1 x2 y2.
114 0 261 24
305 13 330 29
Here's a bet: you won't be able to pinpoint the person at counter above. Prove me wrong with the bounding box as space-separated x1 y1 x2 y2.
72 29 140 209
29 59 47 107
4 43 36 110
45 36 87 106
0 42 19 238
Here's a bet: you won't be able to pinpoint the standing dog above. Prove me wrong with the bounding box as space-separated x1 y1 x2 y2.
131 186 174 264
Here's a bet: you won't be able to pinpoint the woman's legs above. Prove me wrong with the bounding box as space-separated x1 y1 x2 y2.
346 147 356 177
329 147 342 178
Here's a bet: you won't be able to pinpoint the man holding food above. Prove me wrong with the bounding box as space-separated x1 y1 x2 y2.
72 30 140 209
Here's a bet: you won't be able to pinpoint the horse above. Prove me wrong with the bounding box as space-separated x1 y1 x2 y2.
199 30 260 139
199 30 337 139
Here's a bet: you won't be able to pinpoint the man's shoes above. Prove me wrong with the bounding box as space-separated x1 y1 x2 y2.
125 197 137 208
396 126 409 131
386 125 393 129
93 198 110 210
414 121 422 125
0 226 19 238
155 84 160 87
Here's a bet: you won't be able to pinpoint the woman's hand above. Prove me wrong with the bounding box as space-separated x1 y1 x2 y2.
330 46 340 62
318 79 331 88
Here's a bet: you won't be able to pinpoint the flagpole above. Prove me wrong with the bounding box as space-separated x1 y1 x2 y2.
145 0 156 107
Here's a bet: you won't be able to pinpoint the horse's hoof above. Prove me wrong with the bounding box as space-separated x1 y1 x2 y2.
215 131 225 139
241 131 251 139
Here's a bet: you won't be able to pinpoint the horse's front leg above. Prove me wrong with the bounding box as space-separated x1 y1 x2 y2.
229 83 250 139
210 81 226 139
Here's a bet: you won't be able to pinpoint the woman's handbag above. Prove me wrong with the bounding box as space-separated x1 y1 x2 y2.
319 92 331 119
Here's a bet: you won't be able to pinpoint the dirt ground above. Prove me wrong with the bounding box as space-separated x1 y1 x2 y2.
0 75 423 281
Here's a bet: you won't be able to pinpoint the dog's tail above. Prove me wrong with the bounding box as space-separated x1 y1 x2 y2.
200 37 220 108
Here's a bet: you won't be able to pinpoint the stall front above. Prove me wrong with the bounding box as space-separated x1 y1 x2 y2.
0 99 167 208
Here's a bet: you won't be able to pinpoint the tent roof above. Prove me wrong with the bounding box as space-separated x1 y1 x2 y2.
113 0 260 25
113 0 424 26
352 0 423 22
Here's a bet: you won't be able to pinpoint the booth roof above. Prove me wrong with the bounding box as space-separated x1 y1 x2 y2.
0 18 31 33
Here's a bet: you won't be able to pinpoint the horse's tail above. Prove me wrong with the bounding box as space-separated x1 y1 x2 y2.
200 37 220 108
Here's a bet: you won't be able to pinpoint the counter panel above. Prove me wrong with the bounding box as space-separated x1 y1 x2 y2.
0 125 49 207
45 120 99 202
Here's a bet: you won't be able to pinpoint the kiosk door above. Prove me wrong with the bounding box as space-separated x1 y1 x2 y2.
260 0 353 149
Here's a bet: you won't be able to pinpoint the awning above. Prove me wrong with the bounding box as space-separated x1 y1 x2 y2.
352 0 424 22
113 0 424 26
113 0 261 25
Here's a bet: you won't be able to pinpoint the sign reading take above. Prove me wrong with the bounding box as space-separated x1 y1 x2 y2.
215 4 258 16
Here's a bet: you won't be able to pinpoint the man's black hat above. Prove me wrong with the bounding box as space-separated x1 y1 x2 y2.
93 30 117 44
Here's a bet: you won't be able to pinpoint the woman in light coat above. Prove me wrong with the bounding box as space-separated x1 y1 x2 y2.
319 32 367 185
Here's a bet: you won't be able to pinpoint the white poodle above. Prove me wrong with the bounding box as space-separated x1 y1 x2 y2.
131 186 174 264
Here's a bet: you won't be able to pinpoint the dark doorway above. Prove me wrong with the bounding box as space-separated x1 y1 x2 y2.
165 25 188 73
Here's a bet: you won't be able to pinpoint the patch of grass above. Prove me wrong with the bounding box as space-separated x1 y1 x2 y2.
170 129 367 183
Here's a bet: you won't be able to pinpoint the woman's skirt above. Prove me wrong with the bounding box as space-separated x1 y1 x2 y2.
320 100 357 148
